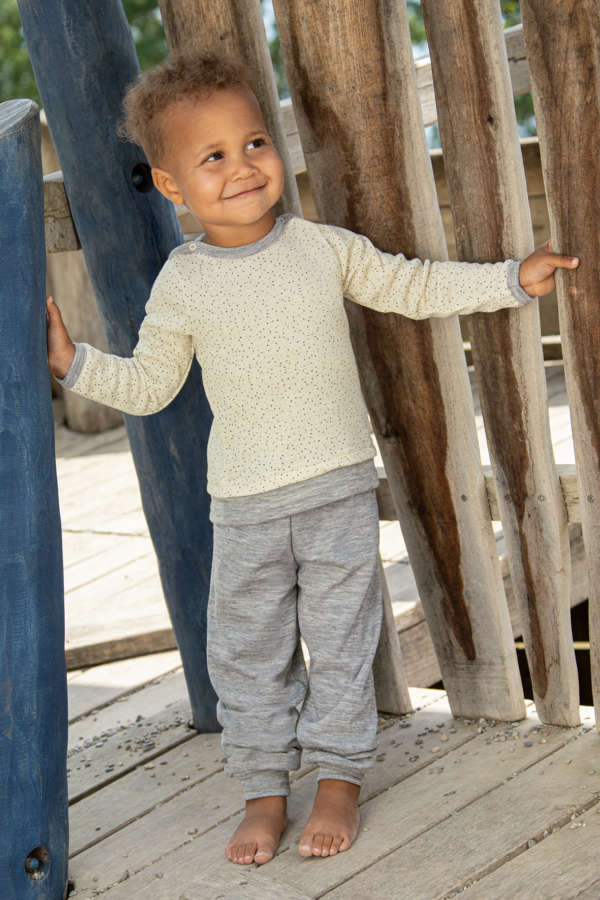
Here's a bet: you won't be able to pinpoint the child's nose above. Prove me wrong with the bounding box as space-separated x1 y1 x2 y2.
229 154 258 179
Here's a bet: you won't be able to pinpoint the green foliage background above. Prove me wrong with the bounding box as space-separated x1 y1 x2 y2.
0 0 534 138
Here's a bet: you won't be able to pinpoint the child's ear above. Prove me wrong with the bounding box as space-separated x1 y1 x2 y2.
152 167 185 205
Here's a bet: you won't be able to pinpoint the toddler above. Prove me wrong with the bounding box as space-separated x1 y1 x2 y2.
46 50 579 866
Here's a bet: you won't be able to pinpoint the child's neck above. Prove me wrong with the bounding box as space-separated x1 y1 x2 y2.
201 211 277 248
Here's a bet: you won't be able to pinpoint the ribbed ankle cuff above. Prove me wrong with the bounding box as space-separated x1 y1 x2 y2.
317 768 362 787
241 770 290 800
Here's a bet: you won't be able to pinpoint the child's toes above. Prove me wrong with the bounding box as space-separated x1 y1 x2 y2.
299 834 313 857
254 846 274 865
242 842 258 864
311 833 326 856
320 835 334 856
329 836 343 856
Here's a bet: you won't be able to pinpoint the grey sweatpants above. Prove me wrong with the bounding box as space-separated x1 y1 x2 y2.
206 489 382 800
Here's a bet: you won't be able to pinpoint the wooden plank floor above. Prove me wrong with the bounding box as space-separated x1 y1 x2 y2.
65 652 599 899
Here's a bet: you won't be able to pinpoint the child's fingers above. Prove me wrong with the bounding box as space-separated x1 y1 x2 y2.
537 243 579 269
46 297 64 323
546 252 579 270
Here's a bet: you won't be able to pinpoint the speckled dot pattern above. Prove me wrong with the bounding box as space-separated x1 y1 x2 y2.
65 214 530 498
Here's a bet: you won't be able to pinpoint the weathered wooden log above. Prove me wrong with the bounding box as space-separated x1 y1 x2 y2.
421 0 579 726
373 560 413 715
415 24 530 132
157 0 300 217
273 0 524 721
18 0 219 731
0 100 68 900
521 0 600 725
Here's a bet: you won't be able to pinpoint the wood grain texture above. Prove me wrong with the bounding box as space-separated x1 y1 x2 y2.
422 0 578 726
464 813 600 899
0 98 69 900
373 561 413 714
521 0 600 726
322 723 598 899
273 0 524 720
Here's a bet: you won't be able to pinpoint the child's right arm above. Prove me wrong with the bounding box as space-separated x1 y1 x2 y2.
46 276 194 416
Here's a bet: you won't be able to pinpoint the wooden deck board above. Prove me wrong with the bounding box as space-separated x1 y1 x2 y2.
64 659 599 900
66 650 181 721
461 810 600 898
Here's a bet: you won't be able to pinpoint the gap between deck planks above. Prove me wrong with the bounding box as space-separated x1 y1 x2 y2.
65 654 599 900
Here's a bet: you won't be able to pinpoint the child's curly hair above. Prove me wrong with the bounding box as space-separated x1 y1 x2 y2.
120 49 256 166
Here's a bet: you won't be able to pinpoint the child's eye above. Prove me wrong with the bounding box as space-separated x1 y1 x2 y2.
204 151 223 163
247 137 266 150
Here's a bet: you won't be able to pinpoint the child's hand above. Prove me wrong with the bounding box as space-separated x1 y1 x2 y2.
519 240 579 297
46 297 75 379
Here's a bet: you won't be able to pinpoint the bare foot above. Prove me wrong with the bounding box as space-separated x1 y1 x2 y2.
298 779 360 858
226 795 288 865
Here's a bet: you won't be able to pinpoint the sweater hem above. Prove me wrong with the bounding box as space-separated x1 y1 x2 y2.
208 450 377 502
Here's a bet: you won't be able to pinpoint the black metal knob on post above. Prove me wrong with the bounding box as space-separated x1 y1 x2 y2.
131 162 153 192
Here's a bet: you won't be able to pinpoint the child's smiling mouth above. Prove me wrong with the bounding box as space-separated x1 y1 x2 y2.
224 183 266 200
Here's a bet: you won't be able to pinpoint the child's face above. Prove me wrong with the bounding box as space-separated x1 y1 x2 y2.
151 87 285 247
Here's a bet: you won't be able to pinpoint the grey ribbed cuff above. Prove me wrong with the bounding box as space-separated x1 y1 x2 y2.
55 342 87 389
317 768 363 787
241 770 291 800
507 259 534 306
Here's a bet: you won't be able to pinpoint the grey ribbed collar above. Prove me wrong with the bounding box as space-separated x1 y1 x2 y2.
189 213 296 259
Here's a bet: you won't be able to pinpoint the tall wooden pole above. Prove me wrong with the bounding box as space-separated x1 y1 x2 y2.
158 0 300 216
0 100 68 900
421 0 579 725
273 0 524 720
18 0 219 731
521 0 600 723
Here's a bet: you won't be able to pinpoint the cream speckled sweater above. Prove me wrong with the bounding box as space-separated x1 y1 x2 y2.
62 214 531 498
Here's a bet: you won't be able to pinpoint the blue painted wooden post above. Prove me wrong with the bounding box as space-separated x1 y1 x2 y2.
0 100 69 900
17 0 219 730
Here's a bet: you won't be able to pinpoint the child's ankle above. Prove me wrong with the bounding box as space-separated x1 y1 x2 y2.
245 794 287 811
317 778 361 798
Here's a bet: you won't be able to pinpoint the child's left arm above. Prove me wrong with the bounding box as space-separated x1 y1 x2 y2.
324 226 578 319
